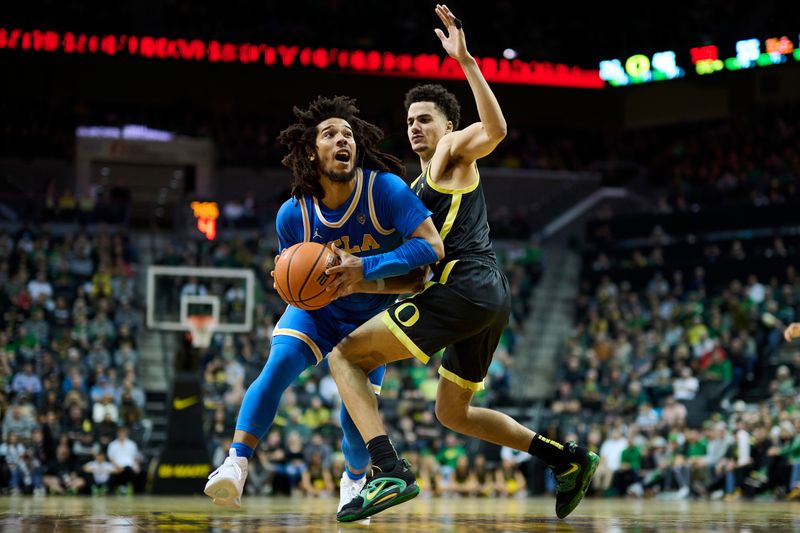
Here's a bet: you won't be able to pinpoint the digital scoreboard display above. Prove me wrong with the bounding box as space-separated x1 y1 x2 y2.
600 33 798 86
190 201 218 241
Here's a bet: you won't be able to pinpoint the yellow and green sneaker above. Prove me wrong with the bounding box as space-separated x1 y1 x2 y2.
554 442 600 519
336 459 420 523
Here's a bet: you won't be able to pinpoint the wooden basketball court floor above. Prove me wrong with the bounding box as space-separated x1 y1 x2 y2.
2 495 799 532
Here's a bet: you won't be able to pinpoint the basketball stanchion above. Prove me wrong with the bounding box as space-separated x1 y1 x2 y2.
146 265 255 494
150 317 217 494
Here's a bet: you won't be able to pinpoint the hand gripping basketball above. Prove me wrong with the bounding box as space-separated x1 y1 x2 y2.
324 244 364 299
273 242 339 310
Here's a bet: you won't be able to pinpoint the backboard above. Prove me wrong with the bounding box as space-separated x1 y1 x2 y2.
146 265 255 335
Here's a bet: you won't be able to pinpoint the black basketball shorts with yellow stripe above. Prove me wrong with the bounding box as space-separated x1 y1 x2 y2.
382 257 511 391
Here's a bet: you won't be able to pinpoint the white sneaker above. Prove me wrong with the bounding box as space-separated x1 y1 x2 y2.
626 482 644 498
204 448 249 509
339 472 369 525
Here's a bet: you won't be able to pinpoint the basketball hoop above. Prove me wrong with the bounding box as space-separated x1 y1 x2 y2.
186 315 217 348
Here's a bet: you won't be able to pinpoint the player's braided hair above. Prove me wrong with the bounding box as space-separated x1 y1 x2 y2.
404 84 461 130
278 95 405 199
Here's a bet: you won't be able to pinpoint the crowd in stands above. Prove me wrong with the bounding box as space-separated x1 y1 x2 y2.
542 175 800 500
618 106 800 211
0 223 148 495
549 263 800 500
5 208 797 500
39 179 132 226
3 211 798 501
533 105 800 503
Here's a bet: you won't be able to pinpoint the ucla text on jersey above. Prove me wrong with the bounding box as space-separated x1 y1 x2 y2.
275 167 432 324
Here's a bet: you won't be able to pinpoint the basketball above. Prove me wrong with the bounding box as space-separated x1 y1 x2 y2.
273 242 339 310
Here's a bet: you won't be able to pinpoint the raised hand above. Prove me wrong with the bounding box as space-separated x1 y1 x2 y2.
434 4 470 62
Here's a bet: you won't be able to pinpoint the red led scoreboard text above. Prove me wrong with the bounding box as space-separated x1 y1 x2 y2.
0 28 604 89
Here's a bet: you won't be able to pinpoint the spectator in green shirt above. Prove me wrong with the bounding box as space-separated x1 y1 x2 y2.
612 438 641 495
703 346 734 404
686 428 711 494
782 419 800 491
436 433 468 479
704 348 733 383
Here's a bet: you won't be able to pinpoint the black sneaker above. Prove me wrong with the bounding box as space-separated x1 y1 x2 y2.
336 459 420 523
554 442 599 519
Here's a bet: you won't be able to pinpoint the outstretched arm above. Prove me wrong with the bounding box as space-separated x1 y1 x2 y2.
334 267 430 298
324 217 443 298
435 4 507 162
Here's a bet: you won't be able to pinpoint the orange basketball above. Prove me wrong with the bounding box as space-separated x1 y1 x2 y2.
273 242 339 310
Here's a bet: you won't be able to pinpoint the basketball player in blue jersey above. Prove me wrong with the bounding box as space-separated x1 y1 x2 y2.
204 95 444 516
330 5 598 522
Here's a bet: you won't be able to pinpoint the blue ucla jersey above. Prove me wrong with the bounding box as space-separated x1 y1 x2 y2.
276 167 432 323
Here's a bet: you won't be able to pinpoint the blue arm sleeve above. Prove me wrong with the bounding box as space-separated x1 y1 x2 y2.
360 237 439 281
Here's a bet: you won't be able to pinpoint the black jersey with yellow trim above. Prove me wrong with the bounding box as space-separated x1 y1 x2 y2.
410 162 496 275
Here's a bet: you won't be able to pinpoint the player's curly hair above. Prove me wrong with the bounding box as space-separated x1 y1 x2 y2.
278 95 405 199
404 84 461 130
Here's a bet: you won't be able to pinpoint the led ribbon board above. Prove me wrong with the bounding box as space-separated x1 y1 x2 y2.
0 28 603 89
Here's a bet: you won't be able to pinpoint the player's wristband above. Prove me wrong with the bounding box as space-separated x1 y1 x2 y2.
361 237 439 281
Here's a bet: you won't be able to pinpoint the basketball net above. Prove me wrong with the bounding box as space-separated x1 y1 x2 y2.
186 315 216 348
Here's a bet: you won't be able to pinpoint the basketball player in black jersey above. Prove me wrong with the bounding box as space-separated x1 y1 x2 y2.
327 4 598 522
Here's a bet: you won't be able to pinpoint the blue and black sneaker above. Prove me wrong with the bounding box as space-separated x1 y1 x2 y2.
336 459 420 523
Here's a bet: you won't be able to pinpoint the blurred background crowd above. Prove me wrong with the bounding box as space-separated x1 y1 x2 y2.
1 0 799 502
0 224 147 494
